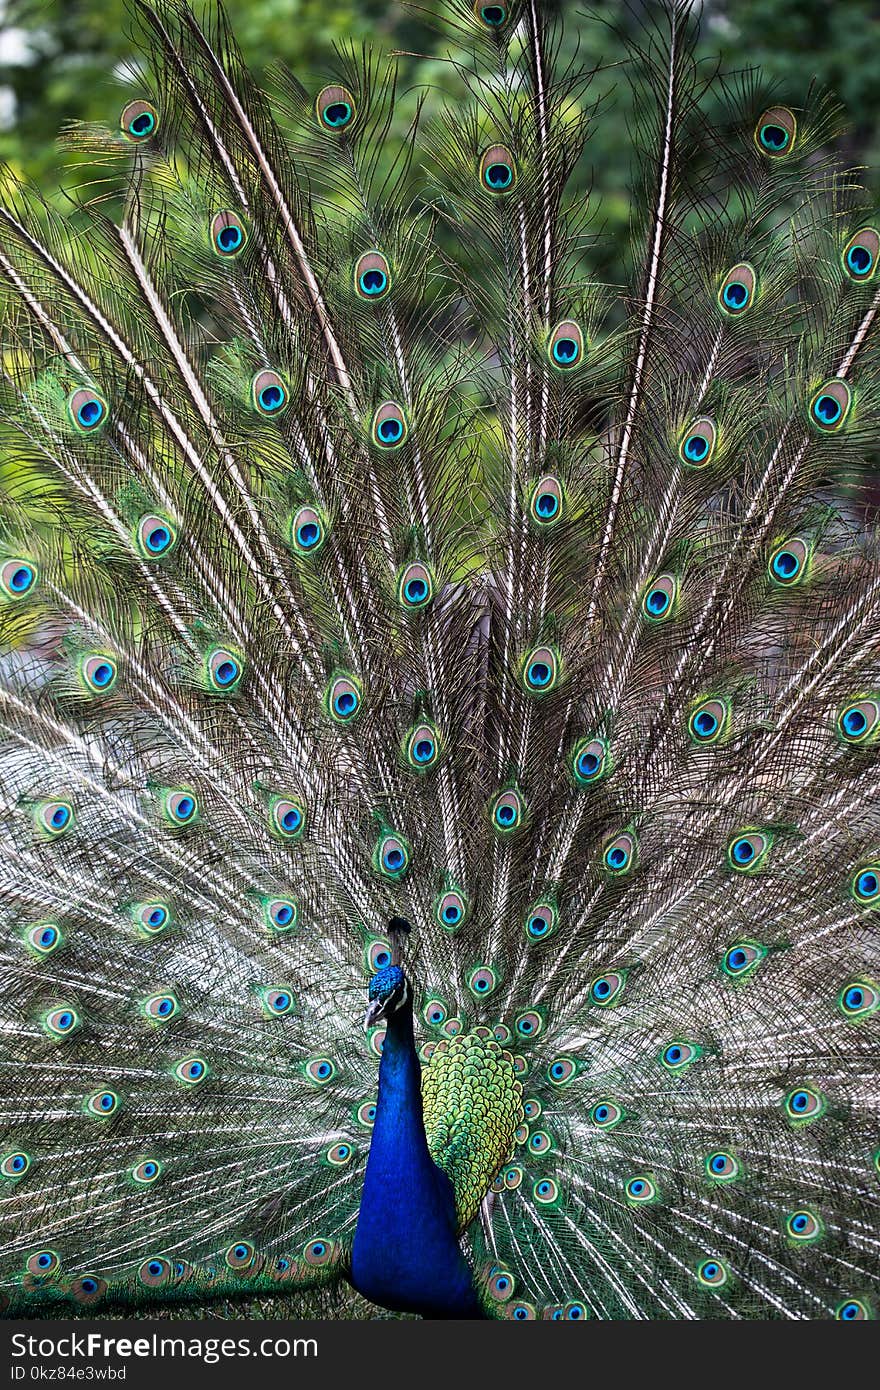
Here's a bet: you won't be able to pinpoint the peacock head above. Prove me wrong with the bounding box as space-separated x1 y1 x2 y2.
364 917 412 1027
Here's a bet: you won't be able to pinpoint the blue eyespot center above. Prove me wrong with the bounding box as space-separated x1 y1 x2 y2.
552 337 578 364
77 398 104 427
848 245 872 273
856 870 878 898
51 806 69 828
577 750 599 776
528 661 551 687
731 840 754 865
593 978 611 999
606 847 627 869
529 916 548 936
482 5 505 22
685 434 708 460
324 103 351 128
773 550 798 578
842 707 867 736
791 1090 809 1111
666 1046 682 1063
360 269 387 294
646 588 670 615
215 660 237 685
486 162 512 189
147 526 170 552
497 805 515 825
40 928 57 946
174 797 194 821
38 1254 52 1269
814 394 841 424
130 112 154 136
444 905 460 923
536 492 558 517
148 908 165 926
259 384 285 412
694 711 718 737
760 123 788 151
217 225 242 252
405 578 427 603
297 522 320 548
148 1261 163 1277
845 987 864 1010
335 692 356 715
281 809 300 831
378 418 402 443
723 281 748 308
10 565 34 591
383 847 404 870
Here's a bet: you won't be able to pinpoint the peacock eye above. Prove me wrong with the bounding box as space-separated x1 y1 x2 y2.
678 416 717 467
785 1209 823 1243
326 673 362 723
133 902 170 936
480 144 516 193
136 513 177 559
138 1256 172 1287
306 1057 336 1085
625 1175 657 1204
533 1173 557 1200
784 1085 825 1124
1 1151 31 1179
355 250 391 300
843 227 880 282
356 1100 377 1127
326 1142 355 1166
67 387 108 433
72 1275 106 1303
81 654 118 693
837 699 879 745
132 1159 163 1185
491 788 525 833
563 1301 588 1320
269 796 306 843
262 988 295 1017
367 940 392 973
303 1238 334 1266
85 1089 120 1117
290 505 326 556
524 901 557 942
570 736 610 785
398 563 433 610
722 939 767 978
474 2 508 28
1 558 38 599
211 210 248 257
754 106 797 157
688 698 728 744
206 647 243 693
173 1057 207 1085
642 573 677 622
251 369 288 417
35 800 74 838
468 966 498 997
44 1006 79 1038
529 474 564 526
809 378 851 433
838 979 878 1019
696 1258 729 1288
375 831 410 879
225 1241 255 1270
435 888 467 931
493 1023 512 1045
514 1010 543 1040
424 998 448 1027
507 1302 536 1320
163 789 198 827
768 537 809 587
120 99 158 141
143 992 179 1023
528 1130 551 1155
705 1151 740 1182
547 1057 576 1086
26 1250 60 1279
726 832 771 873
718 262 756 316
371 400 407 448
602 832 636 875
835 1299 870 1321
589 971 626 1007
487 1270 516 1300
316 85 356 131
852 864 880 906
522 645 559 695
523 1098 542 1121
660 1040 702 1072
547 319 584 370
26 922 62 957
589 1099 623 1129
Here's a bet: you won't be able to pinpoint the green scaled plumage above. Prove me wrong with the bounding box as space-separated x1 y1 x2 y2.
0 0 878 1320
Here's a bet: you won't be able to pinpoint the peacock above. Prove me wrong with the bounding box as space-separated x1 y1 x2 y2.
0 0 878 1322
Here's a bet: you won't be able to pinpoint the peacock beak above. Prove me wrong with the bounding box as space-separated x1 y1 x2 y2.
364 998 386 1029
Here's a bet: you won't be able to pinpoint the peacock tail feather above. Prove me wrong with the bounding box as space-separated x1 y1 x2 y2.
0 0 878 1319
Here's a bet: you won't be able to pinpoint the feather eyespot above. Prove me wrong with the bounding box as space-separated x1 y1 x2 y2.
356 1100 377 1127
642 573 677 622
71 1275 106 1304
131 1159 162 1185
261 987 295 1017
435 887 467 931
843 227 880 282
503 1164 523 1190
836 1299 871 1321
306 1057 336 1085
211 210 247 257
205 647 243 693
26 1250 60 1280
785 1209 823 1243
768 537 809 587
838 979 878 1019
754 106 797 157
697 1258 729 1289
705 1151 740 1182
603 831 636 875
514 1010 543 1040
138 1256 172 1288
468 966 498 998
269 796 306 842
374 830 410 880
43 1006 79 1038
475 3 508 28
488 1270 516 1300
81 654 118 694
34 800 74 839
547 320 584 370
688 697 728 744
524 901 557 943
660 1040 702 1072
529 474 564 525
625 1175 657 1204
136 513 177 559
424 998 448 1027
851 864 880 906
225 1242 255 1271
85 1089 119 1117
262 900 297 934
371 400 407 448
562 1301 587 1320
588 1099 622 1129
251 369 288 417
290 505 326 556
809 379 851 432
837 699 879 745
490 788 525 833
479 144 516 193
1 1152 31 1179
718 263 756 316
528 1130 551 1155
0 558 37 599
133 902 170 936
326 673 362 724
120 99 158 141
570 736 610 785
522 645 559 695
398 562 433 610
355 251 391 300
303 1238 334 1266
26 922 62 957
173 1057 207 1085
722 939 768 977
366 939 392 973
784 1086 826 1125
325 1142 355 1167
68 387 107 433
162 789 198 828
678 416 717 467
726 832 771 873
316 86 356 131
589 971 626 1007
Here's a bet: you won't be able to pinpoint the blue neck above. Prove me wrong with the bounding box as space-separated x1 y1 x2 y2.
351 1001 484 1318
